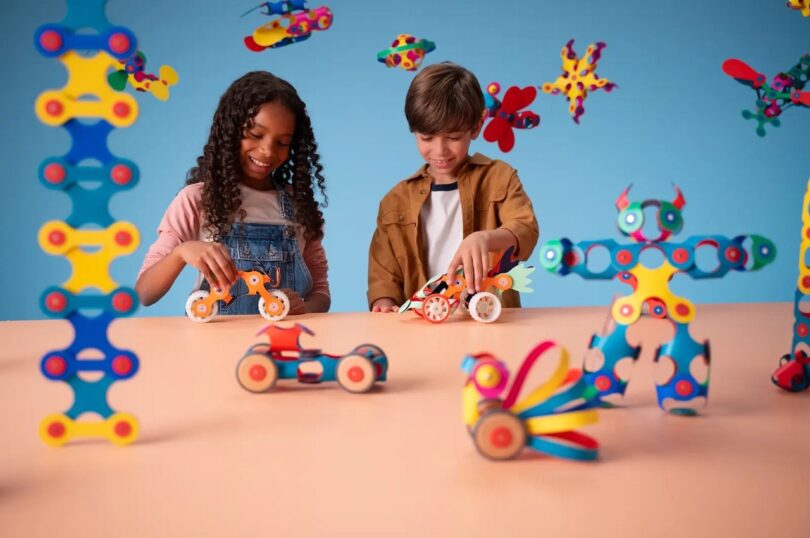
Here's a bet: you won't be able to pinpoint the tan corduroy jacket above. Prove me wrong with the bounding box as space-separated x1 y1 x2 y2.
367 153 539 309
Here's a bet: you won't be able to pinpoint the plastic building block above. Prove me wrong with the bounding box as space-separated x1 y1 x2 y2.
399 246 534 324
185 269 291 322
236 323 388 393
377 34 435 71
461 341 600 461
242 1 333 51
541 39 616 124
539 186 776 415
482 82 541 153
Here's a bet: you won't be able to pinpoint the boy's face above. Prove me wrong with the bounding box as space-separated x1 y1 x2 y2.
414 120 482 182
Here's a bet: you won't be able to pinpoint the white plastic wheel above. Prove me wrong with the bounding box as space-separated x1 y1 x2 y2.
258 290 290 321
185 290 218 322
468 292 502 323
422 294 451 323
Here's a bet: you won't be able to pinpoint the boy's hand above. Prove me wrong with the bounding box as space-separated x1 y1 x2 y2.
280 288 307 315
371 298 400 313
176 241 238 290
447 231 492 294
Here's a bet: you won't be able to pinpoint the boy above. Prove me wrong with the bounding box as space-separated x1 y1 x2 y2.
367 62 539 312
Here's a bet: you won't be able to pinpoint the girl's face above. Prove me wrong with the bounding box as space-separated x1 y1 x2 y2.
240 101 296 190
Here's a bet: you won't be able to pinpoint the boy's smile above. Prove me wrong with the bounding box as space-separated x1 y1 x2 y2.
415 122 482 184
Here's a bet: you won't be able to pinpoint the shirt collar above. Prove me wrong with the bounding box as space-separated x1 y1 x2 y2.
404 152 492 182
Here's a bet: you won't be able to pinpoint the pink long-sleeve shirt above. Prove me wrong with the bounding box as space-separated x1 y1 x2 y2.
138 183 330 299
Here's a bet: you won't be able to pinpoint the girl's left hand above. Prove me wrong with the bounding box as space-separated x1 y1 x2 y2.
280 288 307 315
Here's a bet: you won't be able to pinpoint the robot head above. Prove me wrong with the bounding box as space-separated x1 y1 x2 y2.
615 184 686 243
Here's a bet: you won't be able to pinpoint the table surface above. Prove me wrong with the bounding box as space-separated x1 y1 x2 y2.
0 303 808 537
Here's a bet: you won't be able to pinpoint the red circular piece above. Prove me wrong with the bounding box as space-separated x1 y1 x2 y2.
114 421 132 437
675 303 691 317
113 101 131 118
805 228 810 240
112 291 134 312
616 249 632 265
108 33 131 54
44 163 66 184
620 305 633 317
112 355 132 376
675 380 694 397
48 230 66 246
672 248 689 264
724 247 741 263
48 422 66 438
563 251 578 267
45 291 67 312
45 356 67 376
115 231 132 246
595 375 612 391
40 30 63 52
803 276 810 289
110 164 132 185
490 426 513 449
45 99 63 117
348 366 365 383
249 364 267 382
797 323 809 338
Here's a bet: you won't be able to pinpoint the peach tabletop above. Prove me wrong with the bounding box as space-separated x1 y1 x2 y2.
0 303 807 537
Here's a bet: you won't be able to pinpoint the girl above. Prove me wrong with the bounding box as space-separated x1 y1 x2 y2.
135 71 330 315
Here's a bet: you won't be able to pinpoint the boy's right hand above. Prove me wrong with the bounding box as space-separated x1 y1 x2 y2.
176 241 238 290
371 298 400 313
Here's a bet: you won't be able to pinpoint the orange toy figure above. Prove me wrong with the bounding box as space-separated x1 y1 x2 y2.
185 269 289 322
399 246 534 324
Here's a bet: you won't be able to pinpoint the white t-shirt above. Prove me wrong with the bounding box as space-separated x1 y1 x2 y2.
419 182 463 278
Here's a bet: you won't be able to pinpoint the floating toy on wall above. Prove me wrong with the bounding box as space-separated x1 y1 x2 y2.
376 34 435 71
242 0 333 52
773 179 810 392
539 186 776 415
541 39 616 124
236 323 388 393
722 55 810 136
400 247 534 324
787 0 810 17
482 83 540 153
461 341 600 461
108 51 179 101
185 269 290 322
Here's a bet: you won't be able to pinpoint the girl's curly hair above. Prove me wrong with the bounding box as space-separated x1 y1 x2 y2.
186 71 327 242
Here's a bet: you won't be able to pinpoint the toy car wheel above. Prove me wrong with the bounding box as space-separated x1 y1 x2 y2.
469 292 502 323
185 290 217 322
336 354 376 393
422 294 450 323
258 290 290 321
351 344 385 361
237 353 278 393
472 410 526 460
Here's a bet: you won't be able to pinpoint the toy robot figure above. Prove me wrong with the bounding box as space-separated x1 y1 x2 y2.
539 186 776 415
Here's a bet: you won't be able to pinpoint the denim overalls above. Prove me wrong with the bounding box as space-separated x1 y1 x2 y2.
200 189 312 315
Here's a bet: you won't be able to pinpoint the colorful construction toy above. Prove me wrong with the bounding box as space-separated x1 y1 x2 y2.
482 82 541 153
722 55 810 136
108 51 179 101
242 0 333 52
461 341 600 461
541 39 616 124
376 34 435 71
539 186 776 415
236 323 388 393
788 0 810 17
185 269 290 322
773 179 810 392
399 247 534 324
35 0 175 446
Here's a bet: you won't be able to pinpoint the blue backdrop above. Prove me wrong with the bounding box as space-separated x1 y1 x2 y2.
1 0 807 320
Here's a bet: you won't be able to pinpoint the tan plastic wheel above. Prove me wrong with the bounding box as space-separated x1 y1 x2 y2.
422 294 451 323
336 354 376 393
469 292 502 323
473 410 526 460
185 290 217 322
259 290 290 321
237 353 278 393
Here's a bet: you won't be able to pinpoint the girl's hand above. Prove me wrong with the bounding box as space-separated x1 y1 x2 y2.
371 298 400 313
176 241 238 290
447 231 492 294
280 288 307 315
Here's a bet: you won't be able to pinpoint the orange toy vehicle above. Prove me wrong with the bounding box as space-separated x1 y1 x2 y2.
185 269 289 322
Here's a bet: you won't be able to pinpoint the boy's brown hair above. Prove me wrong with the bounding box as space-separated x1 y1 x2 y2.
404 62 485 135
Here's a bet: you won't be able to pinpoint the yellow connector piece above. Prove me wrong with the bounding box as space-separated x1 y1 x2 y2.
40 412 139 446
